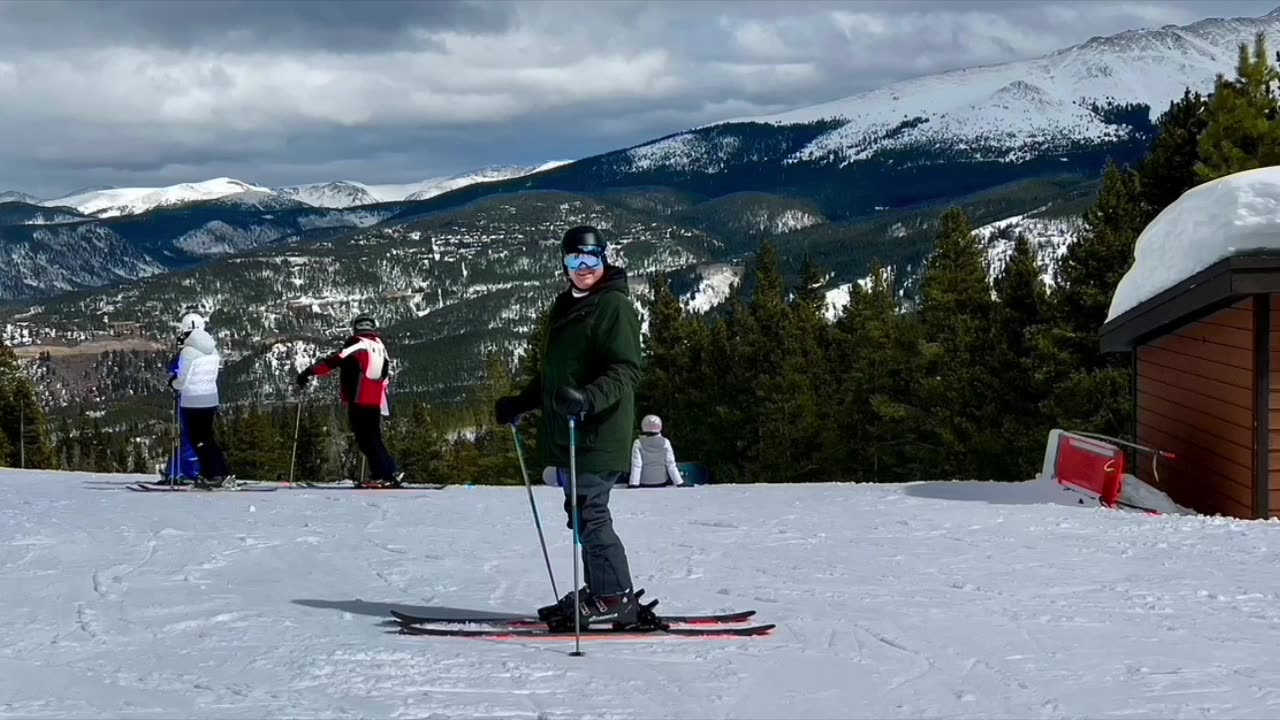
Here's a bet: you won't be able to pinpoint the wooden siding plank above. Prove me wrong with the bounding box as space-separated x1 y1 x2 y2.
1175 321 1253 348
1211 304 1254 329
1146 333 1253 371
1137 425 1254 516
1138 376 1254 429
1136 421 1253 490
1139 363 1253 411
1137 393 1254 454
1139 346 1253 390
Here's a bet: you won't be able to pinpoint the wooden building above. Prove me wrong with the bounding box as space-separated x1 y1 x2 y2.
1100 252 1280 519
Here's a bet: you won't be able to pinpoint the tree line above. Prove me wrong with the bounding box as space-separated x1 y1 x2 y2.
4 34 1279 485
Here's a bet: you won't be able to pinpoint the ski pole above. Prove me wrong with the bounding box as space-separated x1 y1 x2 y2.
512 422 559 603
569 415 583 657
170 394 180 485
287 391 305 486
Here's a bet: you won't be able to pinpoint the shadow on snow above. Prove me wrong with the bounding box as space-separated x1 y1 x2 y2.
291 598 524 623
899 478 1079 507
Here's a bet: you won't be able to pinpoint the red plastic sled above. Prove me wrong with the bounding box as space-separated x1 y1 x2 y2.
1039 429 1177 514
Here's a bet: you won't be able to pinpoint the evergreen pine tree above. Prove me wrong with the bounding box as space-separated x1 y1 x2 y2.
914 207 996 480
826 263 929 482
1053 161 1144 344
738 241 825 482
393 400 447 484
0 417 12 467
128 441 149 474
990 234 1051 480
223 405 284 481
1196 33 1280 181
1038 163 1145 442
1140 90 1210 216
694 296 752 483
0 344 52 467
637 273 687 426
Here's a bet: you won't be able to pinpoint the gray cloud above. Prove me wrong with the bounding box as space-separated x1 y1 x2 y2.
0 0 514 53
0 0 1275 197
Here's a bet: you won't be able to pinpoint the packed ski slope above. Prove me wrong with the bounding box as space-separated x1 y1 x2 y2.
3 470 1280 718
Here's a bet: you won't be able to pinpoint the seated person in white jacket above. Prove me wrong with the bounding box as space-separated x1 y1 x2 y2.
628 415 684 488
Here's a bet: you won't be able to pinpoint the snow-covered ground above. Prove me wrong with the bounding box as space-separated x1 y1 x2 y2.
4 470 1280 718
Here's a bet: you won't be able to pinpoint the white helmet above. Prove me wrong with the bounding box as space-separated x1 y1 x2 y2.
178 312 205 333
641 415 662 434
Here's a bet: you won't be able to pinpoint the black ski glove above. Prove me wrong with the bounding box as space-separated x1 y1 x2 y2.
494 395 527 426
553 386 591 418
296 368 313 389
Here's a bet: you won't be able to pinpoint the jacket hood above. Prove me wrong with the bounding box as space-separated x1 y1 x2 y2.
182 328 216 355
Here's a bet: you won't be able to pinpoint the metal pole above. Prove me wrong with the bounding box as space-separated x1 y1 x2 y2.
170 395 180 485
569 416 582 657
513 424 559 602
287 393 304 486
19 404 24 469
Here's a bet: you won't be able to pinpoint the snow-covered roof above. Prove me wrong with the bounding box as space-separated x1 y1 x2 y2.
1107 166 1280 322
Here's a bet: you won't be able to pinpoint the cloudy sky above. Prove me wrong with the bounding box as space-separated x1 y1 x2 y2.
0 0 1274 197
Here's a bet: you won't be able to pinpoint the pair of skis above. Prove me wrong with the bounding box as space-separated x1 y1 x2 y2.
127 481 278 492
390 592 773 640
126 480 447 493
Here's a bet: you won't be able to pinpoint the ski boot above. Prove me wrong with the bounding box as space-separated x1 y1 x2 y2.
194 475 237 490
538 587 588 622
543 589 640 632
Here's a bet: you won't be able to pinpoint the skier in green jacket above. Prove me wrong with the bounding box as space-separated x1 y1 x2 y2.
494 224 644 627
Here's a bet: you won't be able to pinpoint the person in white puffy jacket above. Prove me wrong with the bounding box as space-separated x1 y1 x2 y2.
169 312 234 488
628 415 684 488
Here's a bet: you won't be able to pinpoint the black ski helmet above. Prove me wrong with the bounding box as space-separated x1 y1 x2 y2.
561 225 607 256
352 313 376 333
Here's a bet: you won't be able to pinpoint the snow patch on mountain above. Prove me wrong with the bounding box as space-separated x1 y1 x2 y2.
975 212 1083 286
19 211 85 225
402 165 559 201
0 191 39 205
296 209 392 231
825 283 854 321
684 264 743 313
257 339 323 376
206 191 310 211
43 178 271 218
627 134 742 174
277 164 572 208
173 221 282 257
761 208 823 234
0 224 165 298
275 182 380 209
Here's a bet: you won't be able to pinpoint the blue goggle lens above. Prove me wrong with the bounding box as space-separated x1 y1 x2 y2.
564 251 604 271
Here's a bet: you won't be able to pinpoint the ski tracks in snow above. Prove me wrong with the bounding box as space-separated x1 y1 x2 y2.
10 476 1280 717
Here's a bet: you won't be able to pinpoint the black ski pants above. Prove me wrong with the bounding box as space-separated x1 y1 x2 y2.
179 406 231 479
348 405 398 481
558 469 633 597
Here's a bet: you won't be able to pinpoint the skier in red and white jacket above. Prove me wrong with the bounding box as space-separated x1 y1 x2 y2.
296 313 402 487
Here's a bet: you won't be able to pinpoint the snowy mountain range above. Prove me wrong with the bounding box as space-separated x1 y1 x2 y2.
693 10 1280 167
4 162 572 219
388 6 1280 224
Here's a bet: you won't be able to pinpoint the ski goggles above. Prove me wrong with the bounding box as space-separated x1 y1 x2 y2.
563 248 604 272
